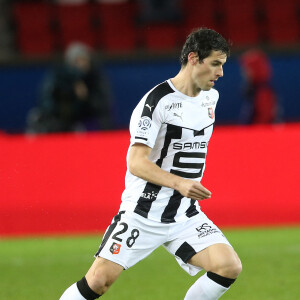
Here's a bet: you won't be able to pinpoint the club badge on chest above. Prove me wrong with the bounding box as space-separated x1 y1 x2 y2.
208 107 215 119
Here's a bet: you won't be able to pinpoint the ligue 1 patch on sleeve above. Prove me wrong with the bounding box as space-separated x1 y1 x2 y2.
135 116 152 140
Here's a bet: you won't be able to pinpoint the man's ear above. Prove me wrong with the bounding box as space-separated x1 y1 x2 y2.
187 52 198 65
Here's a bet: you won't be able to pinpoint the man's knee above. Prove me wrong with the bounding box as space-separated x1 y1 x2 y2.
86 267 114 295
85 257 123 295
189 244 242 279
226 256 242 278
213 255 242 279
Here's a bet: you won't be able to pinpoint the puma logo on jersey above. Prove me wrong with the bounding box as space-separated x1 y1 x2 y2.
145 104 154 111
173 112 183 121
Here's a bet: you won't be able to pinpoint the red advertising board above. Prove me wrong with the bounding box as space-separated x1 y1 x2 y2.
1 124 299 236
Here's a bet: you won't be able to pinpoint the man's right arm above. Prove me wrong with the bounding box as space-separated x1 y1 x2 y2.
128 143 212 201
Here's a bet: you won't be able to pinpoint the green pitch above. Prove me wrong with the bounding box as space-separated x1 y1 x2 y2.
0 227 299 300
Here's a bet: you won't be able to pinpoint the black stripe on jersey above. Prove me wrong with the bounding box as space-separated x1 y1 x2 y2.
185 199 199 218
161 190 184 223
175 242 197 263
141 81 174 119
156 123 183 166
134 122 212 222
94 211 124 256
135 136 147 141
134 123 182 219
193 122 214 136
171 152 206 179
134 182 162 218
173 122 214 136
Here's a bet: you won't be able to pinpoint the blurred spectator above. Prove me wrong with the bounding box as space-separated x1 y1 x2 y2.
239 49 280 124
27 42 113 133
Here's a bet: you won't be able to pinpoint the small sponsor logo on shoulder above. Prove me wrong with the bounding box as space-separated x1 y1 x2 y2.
201 100 216 107
196 223 219 238
110 242 121 255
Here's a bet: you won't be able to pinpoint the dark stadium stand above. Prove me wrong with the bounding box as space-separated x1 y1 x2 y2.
12 0 300 55
262 0 299 44
13 2 55 54
142 22 180 51
181 0 219 38
56 3 96 49
222 0 260 45
94 1 138 52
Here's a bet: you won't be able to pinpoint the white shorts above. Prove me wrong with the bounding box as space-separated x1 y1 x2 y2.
95 210 231 276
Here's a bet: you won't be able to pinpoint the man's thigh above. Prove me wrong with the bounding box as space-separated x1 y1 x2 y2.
164 212 232 276
188 243 240 274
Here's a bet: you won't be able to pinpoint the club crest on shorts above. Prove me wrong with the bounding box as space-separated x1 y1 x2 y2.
208 107 215 119
110 242 121 255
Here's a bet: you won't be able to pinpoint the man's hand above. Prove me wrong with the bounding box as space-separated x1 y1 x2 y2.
177 179 212 201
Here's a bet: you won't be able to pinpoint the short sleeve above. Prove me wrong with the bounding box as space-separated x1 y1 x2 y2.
129 81 174 148
130 98 165 148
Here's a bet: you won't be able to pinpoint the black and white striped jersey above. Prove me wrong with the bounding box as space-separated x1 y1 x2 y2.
120 79 219 223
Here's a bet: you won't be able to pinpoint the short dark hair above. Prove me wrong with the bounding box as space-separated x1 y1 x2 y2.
180 28 230 66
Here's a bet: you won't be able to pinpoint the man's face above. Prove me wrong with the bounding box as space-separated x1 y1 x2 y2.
74 56 91 73
191 50 227 91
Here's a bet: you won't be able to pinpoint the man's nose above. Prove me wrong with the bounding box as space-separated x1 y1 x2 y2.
217 66 224 78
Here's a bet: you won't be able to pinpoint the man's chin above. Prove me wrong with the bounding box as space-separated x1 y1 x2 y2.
202 86 212 91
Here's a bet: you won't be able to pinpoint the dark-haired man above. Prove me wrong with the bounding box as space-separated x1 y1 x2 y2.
60 28 242 300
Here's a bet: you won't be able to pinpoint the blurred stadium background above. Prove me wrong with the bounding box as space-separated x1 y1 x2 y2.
0 0 300 299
